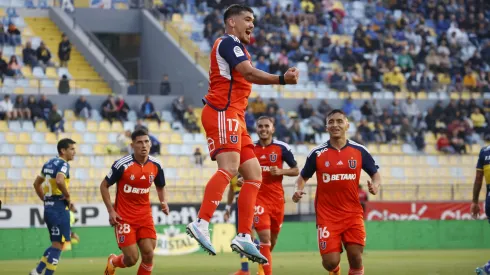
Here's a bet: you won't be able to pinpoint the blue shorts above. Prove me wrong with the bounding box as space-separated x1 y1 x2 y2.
44 207 71 243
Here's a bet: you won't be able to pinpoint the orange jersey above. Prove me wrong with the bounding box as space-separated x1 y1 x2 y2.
255 140 297 203
204 34 252 113
300 140 379 224
105 154 166 224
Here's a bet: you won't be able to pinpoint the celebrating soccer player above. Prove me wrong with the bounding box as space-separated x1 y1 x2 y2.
100 129 169 275
252 116 298 275
30 138 77 275
292 110 381 275
185 4 299 264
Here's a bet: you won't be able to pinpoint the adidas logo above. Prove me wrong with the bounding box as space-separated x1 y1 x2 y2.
211 201 220 206
337 160 343 165
260 155 266 159
140 175 146 180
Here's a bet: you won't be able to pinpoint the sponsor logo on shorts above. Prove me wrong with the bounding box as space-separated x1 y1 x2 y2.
348 159 357 169
123 184 150 194
230 135 239 144
320 241 327 250
269 153 277 162
119 235 125 243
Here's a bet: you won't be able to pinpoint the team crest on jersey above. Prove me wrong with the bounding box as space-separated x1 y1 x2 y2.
325 161 330 167
320 241 327 250
119 235 125 243
254 216 259 224
269 152 277 162
230 135 239 144
149 174 154 183
130 174 135 180
348 159 357 169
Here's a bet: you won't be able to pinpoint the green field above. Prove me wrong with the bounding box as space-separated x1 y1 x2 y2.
3 250 489 275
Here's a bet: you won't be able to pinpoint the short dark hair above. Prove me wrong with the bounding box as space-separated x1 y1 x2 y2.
326 109 346 118
131 129 149 141
57 138 76 154
223 4 254 23
256 116 274 124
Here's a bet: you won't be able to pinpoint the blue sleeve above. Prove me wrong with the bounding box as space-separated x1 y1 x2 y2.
477 149 484 170
218 37 249 69
361 148 379 176
105 161 124 186
300 152 317 179
154 163 166 187
281 145 297 168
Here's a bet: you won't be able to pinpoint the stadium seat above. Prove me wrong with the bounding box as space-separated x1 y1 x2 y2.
86 121 97 132
98 121 111 132
35 121 48 132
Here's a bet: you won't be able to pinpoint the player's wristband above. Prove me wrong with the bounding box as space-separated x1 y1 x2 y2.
279 75 286 85
225 205 231 212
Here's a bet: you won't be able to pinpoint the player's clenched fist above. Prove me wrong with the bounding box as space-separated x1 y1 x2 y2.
471 203 480 219
109 209 122 226
237 177 244 187
367 180 379 195
284 67 299 84
161 201 170 215
292 190 306 203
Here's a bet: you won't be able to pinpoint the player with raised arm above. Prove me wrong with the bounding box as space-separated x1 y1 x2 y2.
186 4 298 264
292 109 381 275
30 138 76 275
101 129 169 275
471 145 490 275
252 116 299 275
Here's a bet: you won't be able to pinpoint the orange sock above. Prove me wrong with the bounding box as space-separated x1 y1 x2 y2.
260 243 272 275
332 265 340 273
237 180 261 234
137 262 153 275
112 254 126 268
198 169 233 221
348 267 364 275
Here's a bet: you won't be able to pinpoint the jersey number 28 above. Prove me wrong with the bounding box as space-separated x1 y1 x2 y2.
118 224 131 234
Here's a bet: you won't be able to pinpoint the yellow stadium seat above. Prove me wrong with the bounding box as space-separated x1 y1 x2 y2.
15 145 28 155
170 133 182 144
160 145 168 155
5 132 17 143
172 13 182 22
0 156 10 168
64 110 76 121
86 121 97 132
46 67 57 78
70 133 83 143
19 132 31 144
35 121 48 132
162 122 171 132
166 156 178 167
14 87 24 94
0 171 6 181
98 121 111 132
30 79 40 88
96 133 108 143
0 120 7 131
159 133 170 144
21 67 32 77
111 121 123 132
148 121 161 133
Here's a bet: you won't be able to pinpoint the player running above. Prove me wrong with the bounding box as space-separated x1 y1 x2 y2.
30 138 77 275
292 109 381 275
186 4 298 264
101 129 169 275
252 116 298 275
471 145 490 275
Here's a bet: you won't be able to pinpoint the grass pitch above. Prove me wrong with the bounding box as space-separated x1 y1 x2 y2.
3 250 489 275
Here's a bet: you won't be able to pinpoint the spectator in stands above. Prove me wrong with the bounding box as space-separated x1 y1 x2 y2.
183 106 200 133
194 147 204 167
135 119 148 132
255 55 269 72
414 130 426 152
342 96 357 118
330 67 348 91
471 108 486 135
406 70 420 93
250 96 266 118
149 134 161 155
358 119 374 143
27 95 43 122
58 75 70 94
0 94 14 120
75 96 91 120
172 96 186 122
308 58 322 86
7 23 20 46
401 97 420 121
127 80 137 95
298 98 313 119
290 119 305 144
266 98 279 115
383 67 405 92
36 42 54 70
160 74 171 95
47 104 64 133
101 95 119 123
399 118 415 143
245 106 255 133
360 101 373 121
109 130 132 154
38 94 53 120
58 34 71 68
140 96 160 124
0 23 7 45
116 95 130 121
275 119 292 143
437 133 455 154
8 56 21 77
0 50 13 78
22 41 38 68
13 95 30 120
317 99 332 116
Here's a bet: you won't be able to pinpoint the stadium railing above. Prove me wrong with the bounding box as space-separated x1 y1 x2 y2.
1 184 478 215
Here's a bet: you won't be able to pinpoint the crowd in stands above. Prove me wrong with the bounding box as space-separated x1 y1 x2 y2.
161 0 490 94
245 95 490 154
